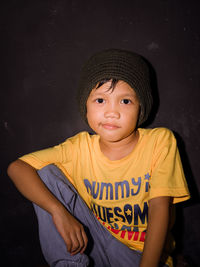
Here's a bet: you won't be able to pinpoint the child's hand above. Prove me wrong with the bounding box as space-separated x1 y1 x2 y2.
7 160 87 255
52 206 88 255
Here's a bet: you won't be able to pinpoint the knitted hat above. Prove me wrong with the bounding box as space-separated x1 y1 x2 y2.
77 48 153 126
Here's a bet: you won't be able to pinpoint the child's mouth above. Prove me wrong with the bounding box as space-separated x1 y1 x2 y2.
101 123 120 130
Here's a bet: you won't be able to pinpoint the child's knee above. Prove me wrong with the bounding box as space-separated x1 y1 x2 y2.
37 164 69 188
37 164 76 206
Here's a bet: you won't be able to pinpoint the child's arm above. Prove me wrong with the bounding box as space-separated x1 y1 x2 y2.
7 159 88 255
139 196 171 267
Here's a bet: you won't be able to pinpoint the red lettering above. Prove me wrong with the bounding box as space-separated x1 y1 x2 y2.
139 232 146 242
120 230 126 239
110 228 120 234
96 214 145 243
133 231 139 241
128 231 134 240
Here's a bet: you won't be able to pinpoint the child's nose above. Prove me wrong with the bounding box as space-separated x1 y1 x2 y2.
104 105 120 119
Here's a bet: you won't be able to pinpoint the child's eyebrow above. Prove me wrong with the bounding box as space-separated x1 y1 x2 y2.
90 91 105 97
90 91 138 98
119 93 136 98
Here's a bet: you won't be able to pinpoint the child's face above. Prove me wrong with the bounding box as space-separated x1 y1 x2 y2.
86 80 140 143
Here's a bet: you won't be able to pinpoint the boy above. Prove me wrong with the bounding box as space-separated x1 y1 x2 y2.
7 49 190 267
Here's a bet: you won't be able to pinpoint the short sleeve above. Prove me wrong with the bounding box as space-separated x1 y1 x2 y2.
19 139 73 170
149 128 190 204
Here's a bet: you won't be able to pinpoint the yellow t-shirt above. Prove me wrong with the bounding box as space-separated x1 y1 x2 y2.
20 127 190 267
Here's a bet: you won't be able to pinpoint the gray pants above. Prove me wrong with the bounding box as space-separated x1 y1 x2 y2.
34 165 168 267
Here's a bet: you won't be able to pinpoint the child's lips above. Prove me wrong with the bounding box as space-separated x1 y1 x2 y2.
101 123 120 130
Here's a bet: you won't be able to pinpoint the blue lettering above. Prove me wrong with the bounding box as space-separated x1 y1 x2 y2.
133 226 139 232
144 173 151 192
113 222 119 229
99 182 113 200
121 225 131 231
115 181 130 200
131 177 141 195
92 182 99 199
124 204 133 224
134 202 148 225
106 207 114 223
114 207 125 222
84 179 92 195
98 205 106 222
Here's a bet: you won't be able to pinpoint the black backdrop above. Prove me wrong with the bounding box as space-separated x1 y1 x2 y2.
1 1 200 266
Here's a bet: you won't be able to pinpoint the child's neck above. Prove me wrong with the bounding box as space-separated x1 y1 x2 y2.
99 130 139 161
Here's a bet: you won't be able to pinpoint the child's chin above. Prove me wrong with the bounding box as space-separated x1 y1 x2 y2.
100 133 123 143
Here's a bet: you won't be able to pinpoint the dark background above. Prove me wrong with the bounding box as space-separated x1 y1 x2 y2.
1 0 200 266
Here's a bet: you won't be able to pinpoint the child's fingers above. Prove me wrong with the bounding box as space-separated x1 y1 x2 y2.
80 229 88 254
70 228 86 255
52 209 87 255
70 234 81 253
64 235 73 254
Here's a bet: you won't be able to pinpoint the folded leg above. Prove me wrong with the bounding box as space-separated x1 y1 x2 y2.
34 165 168 267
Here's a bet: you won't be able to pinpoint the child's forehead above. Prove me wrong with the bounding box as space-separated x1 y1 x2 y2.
91 80 138 97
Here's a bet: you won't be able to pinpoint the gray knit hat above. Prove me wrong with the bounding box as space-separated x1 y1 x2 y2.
77 48 153 126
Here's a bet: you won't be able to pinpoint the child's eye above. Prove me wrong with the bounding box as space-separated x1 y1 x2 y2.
121 99 131 104
96 98 105 104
